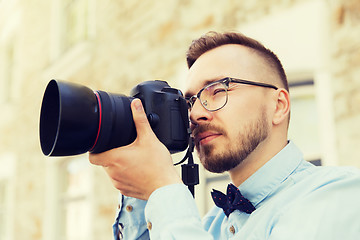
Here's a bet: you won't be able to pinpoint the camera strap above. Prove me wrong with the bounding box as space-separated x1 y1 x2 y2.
174 137 199 198
173 97 199 197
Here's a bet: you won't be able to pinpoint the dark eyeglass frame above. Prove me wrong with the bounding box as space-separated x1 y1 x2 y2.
186 77 278 112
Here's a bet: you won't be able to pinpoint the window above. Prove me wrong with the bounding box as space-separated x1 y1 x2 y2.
60 0 90 53
288 79 322 165
0 153 15 240
0 180 8 240
47 0 94 77
58 157 92 240
0 42 15 104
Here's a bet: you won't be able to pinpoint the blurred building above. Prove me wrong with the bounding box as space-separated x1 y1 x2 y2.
0 0 359 239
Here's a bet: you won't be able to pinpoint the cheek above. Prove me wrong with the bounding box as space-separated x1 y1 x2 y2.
229 91 269 116
220 98 255 125
219 100 268 133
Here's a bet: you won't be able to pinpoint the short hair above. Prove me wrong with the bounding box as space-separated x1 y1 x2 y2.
186 31 289 91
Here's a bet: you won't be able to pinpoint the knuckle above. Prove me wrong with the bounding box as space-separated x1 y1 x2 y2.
114 182 124 191
136 114 150 126
111 173 122 183
88 155 97 164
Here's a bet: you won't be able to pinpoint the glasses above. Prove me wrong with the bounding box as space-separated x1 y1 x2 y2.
186 77 278 112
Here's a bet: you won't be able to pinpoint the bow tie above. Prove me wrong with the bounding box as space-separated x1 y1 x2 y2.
211 183 255 217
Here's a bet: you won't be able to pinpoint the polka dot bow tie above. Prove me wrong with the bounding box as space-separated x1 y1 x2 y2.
211 183 255 217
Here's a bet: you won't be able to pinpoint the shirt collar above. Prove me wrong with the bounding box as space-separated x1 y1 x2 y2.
237 141 304 207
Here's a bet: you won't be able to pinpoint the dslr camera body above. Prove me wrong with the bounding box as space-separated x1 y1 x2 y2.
40 80 190 156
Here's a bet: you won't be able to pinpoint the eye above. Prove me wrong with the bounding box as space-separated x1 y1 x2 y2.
213 88 226 95
186 96 197 109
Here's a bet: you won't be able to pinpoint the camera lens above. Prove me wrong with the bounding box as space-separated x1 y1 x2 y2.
39 80 136 156
89 91 136 154
39 80 61 155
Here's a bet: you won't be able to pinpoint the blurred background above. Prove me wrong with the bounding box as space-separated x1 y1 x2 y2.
0 0 360 239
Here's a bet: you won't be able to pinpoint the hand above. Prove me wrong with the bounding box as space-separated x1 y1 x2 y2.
89 99 182 200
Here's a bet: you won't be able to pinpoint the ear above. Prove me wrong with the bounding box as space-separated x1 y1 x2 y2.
272 89 290 125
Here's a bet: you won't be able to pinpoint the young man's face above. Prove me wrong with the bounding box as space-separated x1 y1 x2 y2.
185 44 278 173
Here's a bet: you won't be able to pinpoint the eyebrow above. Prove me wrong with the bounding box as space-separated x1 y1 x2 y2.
184 77 226 99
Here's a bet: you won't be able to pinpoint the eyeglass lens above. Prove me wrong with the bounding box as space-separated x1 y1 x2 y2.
198 81 228 111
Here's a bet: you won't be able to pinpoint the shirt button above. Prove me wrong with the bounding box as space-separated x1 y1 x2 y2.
147 221 152 230
229 225 235 234
126 205 133 212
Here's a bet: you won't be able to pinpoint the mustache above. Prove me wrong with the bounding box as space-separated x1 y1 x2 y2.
191 123 226 138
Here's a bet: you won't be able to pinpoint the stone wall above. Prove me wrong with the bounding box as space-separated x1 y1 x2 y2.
329 0 360 166
0 0 359 239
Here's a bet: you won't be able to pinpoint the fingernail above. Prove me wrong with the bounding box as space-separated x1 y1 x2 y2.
134 99 143 111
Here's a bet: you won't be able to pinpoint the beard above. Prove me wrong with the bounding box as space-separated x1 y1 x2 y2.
195 110 269 173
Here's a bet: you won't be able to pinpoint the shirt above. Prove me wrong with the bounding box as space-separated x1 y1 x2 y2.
113 141 360 239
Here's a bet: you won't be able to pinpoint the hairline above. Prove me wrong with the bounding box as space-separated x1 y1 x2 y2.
186 32 289 91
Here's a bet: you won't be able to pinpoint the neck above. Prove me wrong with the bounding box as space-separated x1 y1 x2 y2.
228 136 288 187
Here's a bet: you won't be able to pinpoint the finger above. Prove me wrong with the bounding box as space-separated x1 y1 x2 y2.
131 99 155 140
89 151 115 167
106 173 146 199
89 152 104 166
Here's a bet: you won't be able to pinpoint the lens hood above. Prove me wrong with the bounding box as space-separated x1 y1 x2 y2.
39 80 99 156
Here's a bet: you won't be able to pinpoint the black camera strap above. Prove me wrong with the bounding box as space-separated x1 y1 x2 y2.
172 96 199 198
174 137 199 198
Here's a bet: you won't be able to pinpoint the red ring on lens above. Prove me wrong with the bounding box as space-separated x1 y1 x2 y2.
90 91 102 151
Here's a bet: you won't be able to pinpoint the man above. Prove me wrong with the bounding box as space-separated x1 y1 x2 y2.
89 32 360 239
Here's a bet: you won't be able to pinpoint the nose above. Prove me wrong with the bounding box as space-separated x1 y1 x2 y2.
189 98 213 128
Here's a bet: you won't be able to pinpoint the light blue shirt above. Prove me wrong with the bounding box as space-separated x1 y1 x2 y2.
113 142 360 239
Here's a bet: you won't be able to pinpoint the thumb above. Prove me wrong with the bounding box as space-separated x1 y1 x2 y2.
131 98 154 140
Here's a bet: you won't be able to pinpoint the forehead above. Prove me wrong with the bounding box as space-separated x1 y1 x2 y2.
184 44 269 97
